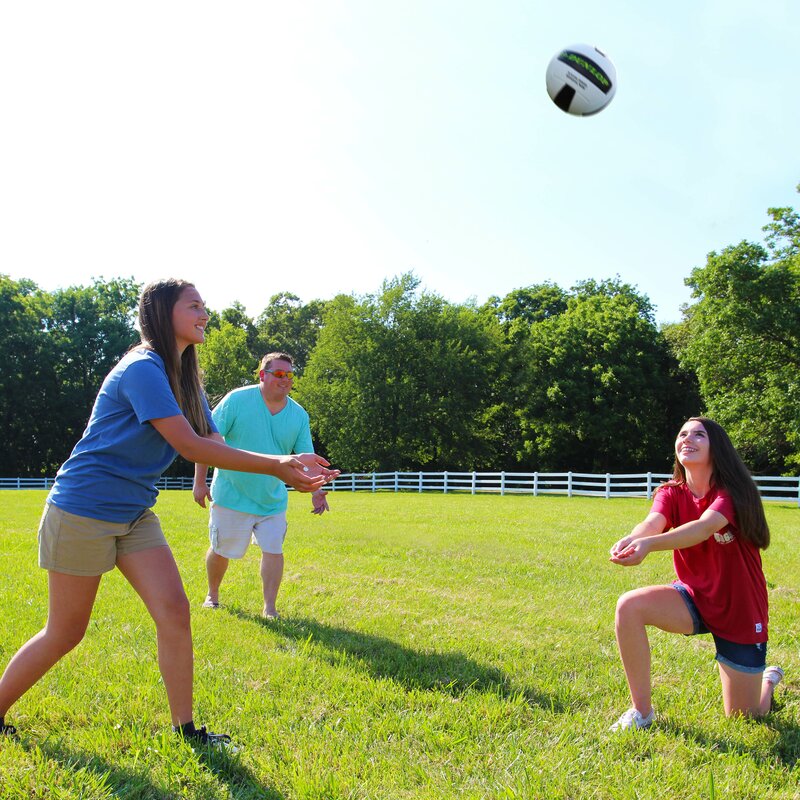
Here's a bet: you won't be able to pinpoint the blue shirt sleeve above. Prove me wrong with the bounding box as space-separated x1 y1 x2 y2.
117 358 182 423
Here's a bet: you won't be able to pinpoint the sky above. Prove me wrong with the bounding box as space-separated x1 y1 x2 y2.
1 1 799 326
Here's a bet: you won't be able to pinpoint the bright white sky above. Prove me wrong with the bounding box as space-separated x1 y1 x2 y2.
1 1 798 325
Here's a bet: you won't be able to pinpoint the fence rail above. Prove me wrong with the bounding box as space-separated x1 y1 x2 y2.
2 472 799 504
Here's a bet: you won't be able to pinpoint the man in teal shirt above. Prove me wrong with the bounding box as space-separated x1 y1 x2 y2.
193 352 329 618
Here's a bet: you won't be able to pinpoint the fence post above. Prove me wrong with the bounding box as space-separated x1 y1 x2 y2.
567 472 573 498
372 473 376 492
418 471 423 493
605 473 611 499
471 471 476 495
443 471 448 494
394 472 399 492
500 471 506 496
646 472 653 499
533 472 538 497
351 474 356 492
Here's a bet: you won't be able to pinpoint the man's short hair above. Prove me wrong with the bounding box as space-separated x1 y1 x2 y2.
260 352 294 372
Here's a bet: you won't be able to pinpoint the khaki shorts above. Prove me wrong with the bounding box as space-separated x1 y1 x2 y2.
209 504 288 558
38 503 168 576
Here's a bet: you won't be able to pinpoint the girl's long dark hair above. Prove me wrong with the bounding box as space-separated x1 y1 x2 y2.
665 417 769 549
137 279 212 437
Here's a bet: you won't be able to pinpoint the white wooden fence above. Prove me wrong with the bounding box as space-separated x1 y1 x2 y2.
2 471 799 504
324 471 800 504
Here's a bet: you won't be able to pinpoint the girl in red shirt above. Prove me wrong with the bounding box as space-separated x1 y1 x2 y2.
608 417 783 731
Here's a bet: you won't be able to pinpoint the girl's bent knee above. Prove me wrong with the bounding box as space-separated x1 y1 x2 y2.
615 591 639 622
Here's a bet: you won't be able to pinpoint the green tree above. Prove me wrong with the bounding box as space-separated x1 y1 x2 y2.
762 182 800 260
479 284 572 468
0 276 140 475
199 320 257 404
675 237 800 473
484 282 569 341
221 301 260 357
255 292 328 369
44 278 141 472
295 275 504 471
0 276 53 475
514 279 692 472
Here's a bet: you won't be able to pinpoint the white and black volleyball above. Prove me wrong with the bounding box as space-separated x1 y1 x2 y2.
545 44 617 116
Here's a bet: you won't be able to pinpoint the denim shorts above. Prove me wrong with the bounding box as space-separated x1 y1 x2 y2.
672 581 766 674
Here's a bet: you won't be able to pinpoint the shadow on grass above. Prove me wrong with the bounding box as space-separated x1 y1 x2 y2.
227 608 565 713
194 744 285 800
30 735 284 800
661 703 800 768
771 714 800 767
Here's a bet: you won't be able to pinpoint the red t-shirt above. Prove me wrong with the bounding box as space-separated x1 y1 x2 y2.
651 483 768 644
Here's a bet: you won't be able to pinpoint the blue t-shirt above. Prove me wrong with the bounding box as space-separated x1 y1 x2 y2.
48 348 216 522
210 386 313 516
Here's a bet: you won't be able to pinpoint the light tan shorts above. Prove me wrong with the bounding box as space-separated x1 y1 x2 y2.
209 504 288 558
38 503 168 576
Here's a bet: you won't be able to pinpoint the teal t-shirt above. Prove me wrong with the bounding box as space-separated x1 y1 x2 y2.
210 386 313 515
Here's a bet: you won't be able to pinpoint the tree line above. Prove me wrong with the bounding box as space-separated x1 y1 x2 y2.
2 189 798 477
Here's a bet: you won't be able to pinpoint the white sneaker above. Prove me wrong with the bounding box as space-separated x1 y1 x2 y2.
611 707 655 731
763 666 784 687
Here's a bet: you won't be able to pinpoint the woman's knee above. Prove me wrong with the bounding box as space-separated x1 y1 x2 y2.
152 591 191 631
719 663 765 717
44 620 89 654
615 590 643 626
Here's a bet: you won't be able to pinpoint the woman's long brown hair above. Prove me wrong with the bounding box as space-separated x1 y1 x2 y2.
664 416 769 549
137 279 212 437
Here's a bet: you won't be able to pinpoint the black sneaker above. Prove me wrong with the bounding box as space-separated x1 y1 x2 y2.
0 717 17 736
173 722 233 749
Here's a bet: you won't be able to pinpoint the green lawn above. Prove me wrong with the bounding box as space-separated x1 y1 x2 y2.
0 491 797 799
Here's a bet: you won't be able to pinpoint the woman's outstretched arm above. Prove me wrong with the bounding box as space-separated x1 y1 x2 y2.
151 415 333 493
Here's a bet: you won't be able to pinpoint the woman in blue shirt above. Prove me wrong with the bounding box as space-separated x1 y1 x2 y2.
0 278 332 746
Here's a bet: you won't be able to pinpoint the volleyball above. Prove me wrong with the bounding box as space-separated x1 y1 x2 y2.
545 44 617 116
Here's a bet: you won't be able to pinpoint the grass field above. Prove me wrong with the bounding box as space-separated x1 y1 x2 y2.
0 490 797 799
